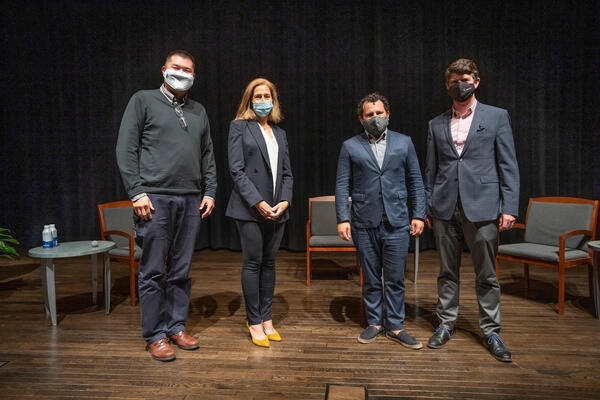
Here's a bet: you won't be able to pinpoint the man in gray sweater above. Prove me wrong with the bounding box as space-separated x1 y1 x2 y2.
116 50 217 362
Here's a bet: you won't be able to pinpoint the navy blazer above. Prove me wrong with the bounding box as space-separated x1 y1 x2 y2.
424 102 520 222
335 130 426 229
225 119 293 222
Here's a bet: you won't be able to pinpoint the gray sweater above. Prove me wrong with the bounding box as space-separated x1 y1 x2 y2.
116 89 217 199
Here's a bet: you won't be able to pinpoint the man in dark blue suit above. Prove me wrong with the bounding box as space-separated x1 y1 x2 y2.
335 93 426 348
424 59 519 362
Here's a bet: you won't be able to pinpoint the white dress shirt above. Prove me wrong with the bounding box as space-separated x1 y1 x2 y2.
257 122 279 191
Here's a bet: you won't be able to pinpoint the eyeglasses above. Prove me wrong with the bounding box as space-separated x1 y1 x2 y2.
174 105 187 129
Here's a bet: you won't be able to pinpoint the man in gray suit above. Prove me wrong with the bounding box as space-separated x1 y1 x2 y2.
424 59 519 362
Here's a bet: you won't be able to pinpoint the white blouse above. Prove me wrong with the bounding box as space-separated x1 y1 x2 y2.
257 122 279 191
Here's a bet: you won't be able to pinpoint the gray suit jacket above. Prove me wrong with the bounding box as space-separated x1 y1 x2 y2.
225 119 293 222
424 102 520 222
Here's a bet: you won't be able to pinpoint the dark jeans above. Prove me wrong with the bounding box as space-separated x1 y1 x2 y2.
235 220 285 325
135 193 202 344
432 202 501 337
352 221 410 331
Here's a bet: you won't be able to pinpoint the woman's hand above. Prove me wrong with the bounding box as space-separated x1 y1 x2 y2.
255 201 276 220
271 201 289 219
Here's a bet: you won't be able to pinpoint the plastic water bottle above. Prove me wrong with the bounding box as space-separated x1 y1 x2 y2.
42 225 53 248
49 224 58 247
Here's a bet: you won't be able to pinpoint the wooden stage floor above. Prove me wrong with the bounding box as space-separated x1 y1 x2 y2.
1 249 599 399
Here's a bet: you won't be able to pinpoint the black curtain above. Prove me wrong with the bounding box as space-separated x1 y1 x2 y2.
2 0 599 251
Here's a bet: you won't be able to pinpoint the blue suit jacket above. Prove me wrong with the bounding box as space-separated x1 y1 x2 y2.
335 130 426 229
424 102 520 222
225 119 293 222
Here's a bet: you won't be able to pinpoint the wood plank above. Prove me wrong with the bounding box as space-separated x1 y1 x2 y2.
0 250 599 399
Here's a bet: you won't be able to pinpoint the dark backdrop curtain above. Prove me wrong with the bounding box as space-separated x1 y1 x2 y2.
1 0 599 251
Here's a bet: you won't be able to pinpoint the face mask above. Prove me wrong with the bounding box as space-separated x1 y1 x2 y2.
448 81 475 102
163 69 194 91
362 115 389 139
253 100 273 117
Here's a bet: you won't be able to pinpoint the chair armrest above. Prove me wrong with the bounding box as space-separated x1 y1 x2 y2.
103 230 133 240
513 223 525 230
558 229 593 264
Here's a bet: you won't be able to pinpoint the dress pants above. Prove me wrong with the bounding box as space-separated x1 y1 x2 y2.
352 221 410 331
432 201 501 337
235 220 285 325
135 193 202 344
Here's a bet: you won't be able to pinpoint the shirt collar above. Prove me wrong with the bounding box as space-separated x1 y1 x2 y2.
160 84 187 105
452 99 477 119
365 129 387 143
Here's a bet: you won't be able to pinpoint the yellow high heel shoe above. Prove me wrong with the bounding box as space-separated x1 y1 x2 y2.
247 322 269 347
265 330 282 342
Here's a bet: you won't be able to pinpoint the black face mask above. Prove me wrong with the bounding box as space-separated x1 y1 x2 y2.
448 81 475 102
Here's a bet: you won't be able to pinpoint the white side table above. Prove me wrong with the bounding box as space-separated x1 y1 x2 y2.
28 240 115 325
588 240 600 319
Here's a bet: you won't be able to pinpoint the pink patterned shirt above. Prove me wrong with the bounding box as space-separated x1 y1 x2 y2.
450 100 477 156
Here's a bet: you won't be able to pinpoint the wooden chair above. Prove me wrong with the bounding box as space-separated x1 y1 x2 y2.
306 196 362 286
97 201 142 306
496 196 599 314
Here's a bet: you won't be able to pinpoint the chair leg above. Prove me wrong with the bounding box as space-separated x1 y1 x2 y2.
589 263 594 299
495 257 499 279
524 263 530 289
306 249 311 286
129 262 136 306
558 266 565 314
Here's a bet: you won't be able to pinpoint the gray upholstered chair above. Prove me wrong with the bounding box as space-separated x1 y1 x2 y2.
97 201 142 306
496 196 599 314
306 196 361 286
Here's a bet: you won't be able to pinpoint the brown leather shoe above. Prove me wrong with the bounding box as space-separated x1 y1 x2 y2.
169 331 199 350
146 338 175 362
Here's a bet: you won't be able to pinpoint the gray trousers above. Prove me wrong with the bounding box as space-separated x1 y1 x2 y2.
433 202 501 337
135 193 202 344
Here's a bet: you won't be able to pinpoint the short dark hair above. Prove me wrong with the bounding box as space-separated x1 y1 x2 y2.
356 92 390 117
165 49 195 70
445 58 479 83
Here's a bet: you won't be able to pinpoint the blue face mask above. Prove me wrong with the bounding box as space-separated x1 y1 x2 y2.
253 100 273 117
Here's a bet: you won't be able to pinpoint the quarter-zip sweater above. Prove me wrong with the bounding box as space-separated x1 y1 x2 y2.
116 89 217 199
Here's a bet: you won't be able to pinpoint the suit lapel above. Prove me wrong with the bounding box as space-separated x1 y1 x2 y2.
248 121 272 173
273 126 284 195
443 110 460 158
380 130 393 171
357 134 380 171
460 103 485 156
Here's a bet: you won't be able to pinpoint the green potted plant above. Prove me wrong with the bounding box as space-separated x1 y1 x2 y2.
0 228 20 259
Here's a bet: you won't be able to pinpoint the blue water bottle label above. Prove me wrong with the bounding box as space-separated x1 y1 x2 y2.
52 238 57 247
43 240 52 248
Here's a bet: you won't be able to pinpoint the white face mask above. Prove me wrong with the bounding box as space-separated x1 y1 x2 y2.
163 69 194 91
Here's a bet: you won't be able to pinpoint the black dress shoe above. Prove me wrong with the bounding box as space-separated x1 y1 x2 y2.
485 334 512 362
428 326 453 349
358 325 384 344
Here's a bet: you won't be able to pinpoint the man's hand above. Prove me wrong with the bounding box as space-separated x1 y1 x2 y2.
199 198 215 219
271 201 289 220
255 201 276 220
337 222 351 241
425 215 433 230
133 195 154 221
499 213 516 232
411 219 424 236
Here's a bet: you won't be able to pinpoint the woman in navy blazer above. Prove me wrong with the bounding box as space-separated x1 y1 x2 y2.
225 78 293 347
